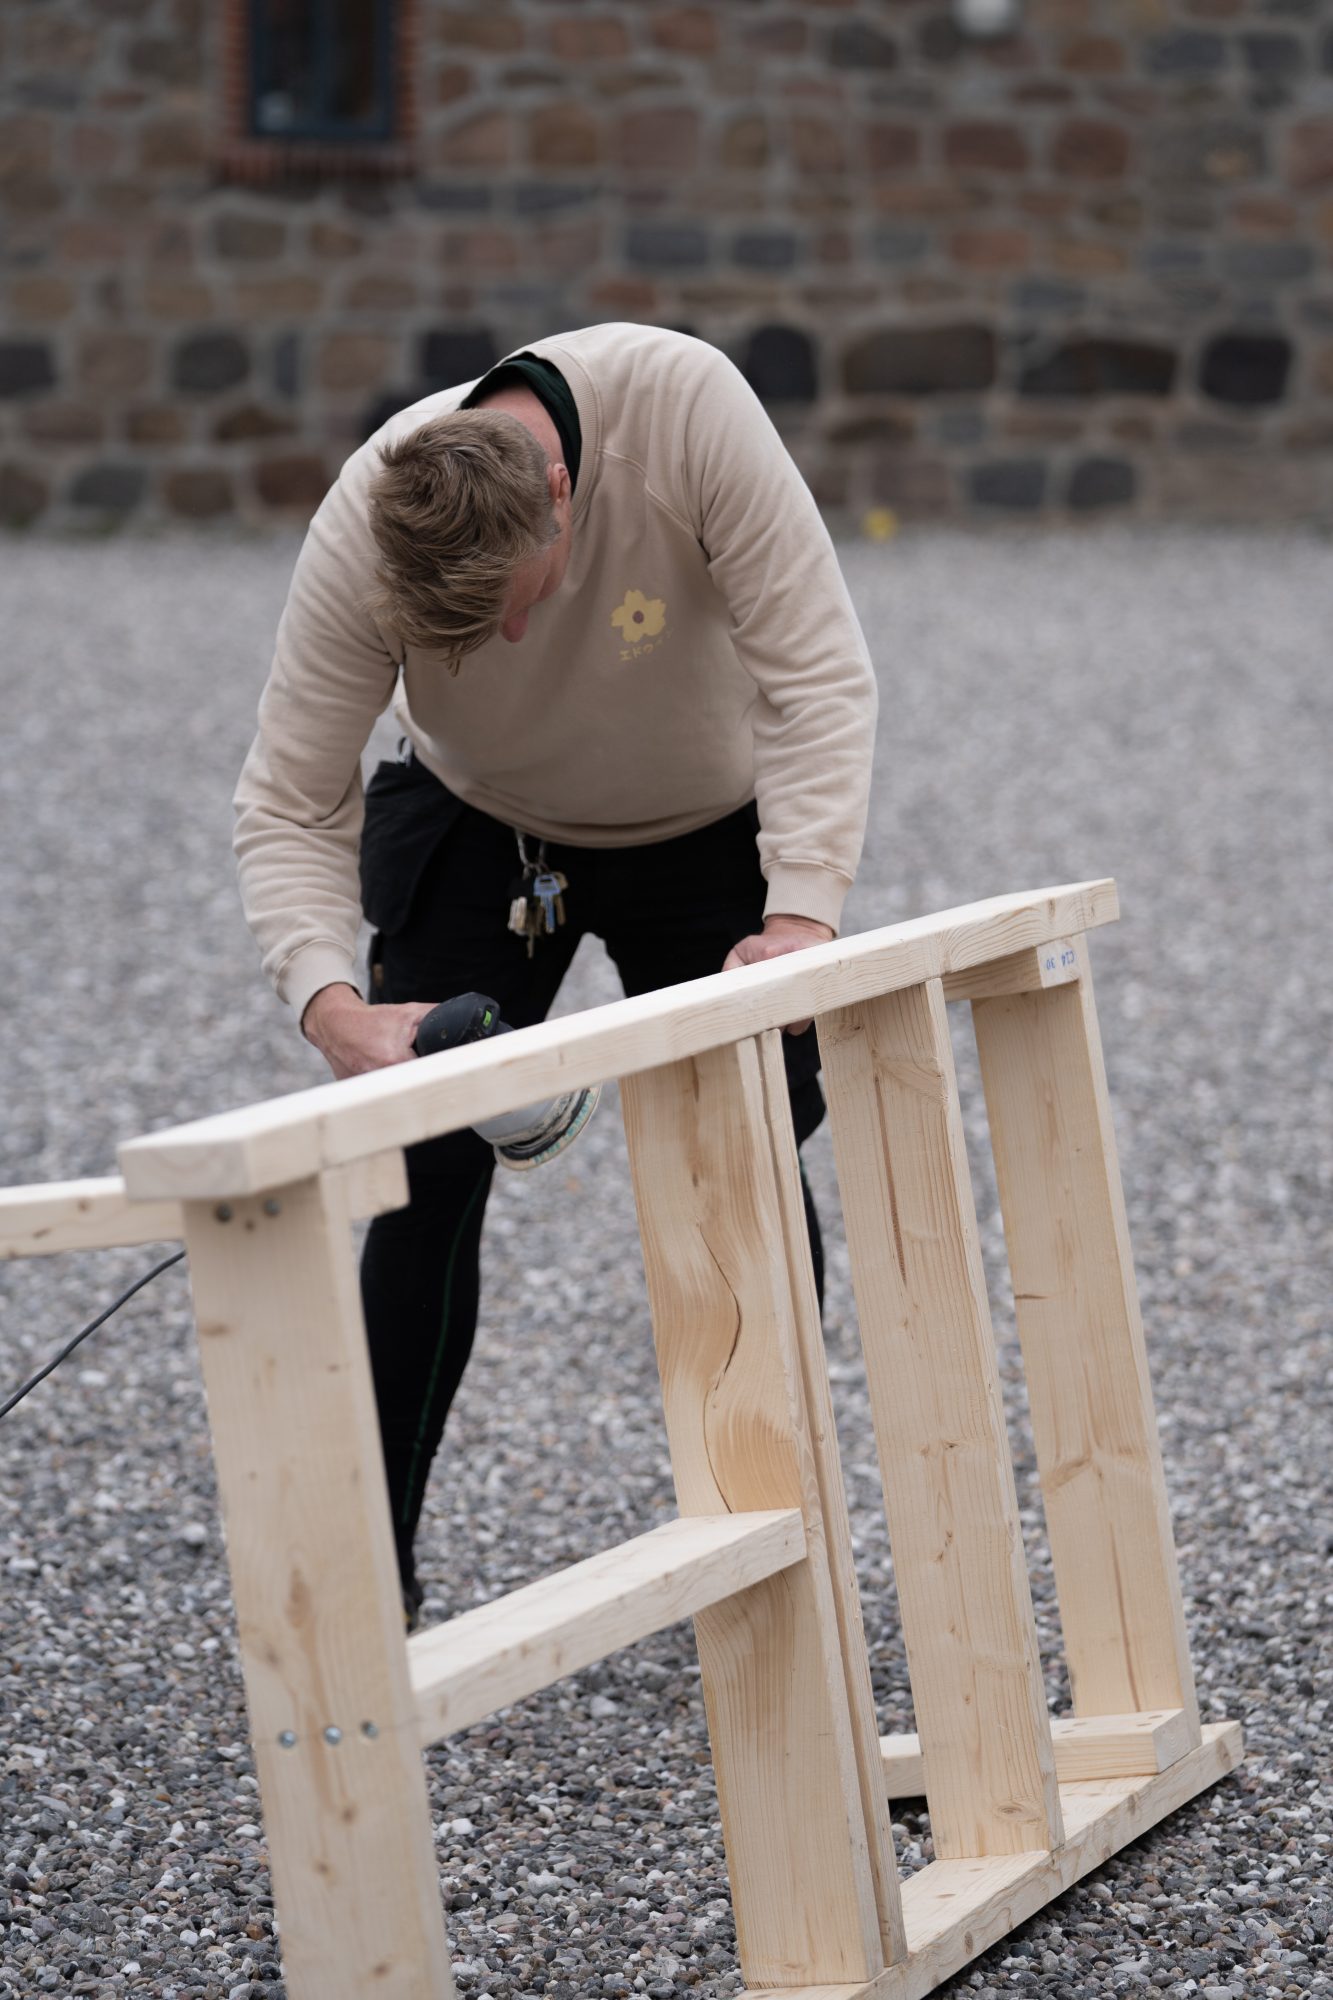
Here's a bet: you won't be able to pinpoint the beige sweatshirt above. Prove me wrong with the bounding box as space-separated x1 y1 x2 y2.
235 323 878 1022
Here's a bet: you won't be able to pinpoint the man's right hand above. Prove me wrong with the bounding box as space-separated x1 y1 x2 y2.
301 983 437 1082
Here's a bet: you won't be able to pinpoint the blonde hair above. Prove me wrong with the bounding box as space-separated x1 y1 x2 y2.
367 409 558 665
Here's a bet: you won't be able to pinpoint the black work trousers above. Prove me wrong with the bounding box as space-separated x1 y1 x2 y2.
357 752 827 1590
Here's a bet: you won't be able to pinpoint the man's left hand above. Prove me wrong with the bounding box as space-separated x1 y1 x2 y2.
723 913 835 1035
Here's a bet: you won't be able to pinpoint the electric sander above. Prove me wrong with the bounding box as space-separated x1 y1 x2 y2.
412 992 600 1171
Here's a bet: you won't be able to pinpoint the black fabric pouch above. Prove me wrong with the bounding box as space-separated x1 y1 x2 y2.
359 751 466 937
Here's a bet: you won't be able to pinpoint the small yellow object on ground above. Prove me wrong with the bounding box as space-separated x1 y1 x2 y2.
862 506 899 542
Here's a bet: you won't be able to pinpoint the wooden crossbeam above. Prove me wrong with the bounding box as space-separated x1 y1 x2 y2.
744 1724 1243 2000
118 881 1118 1200
880 1708 1197 1797
408 1511 806 1746
0 1152 410 1259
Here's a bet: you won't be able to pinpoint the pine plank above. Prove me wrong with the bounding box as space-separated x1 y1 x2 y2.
820 979 1062 1860
623 1039 888 1988
940 935 1082 1002
881 1708 1195 1796
971 969 1200 1729
744 1723 1242 2000
120 881 1119 1200
755 1029 907 1965
408 1510 806 1744
181 1173 454 2000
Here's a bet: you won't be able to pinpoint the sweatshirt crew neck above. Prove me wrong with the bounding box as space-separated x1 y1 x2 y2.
461 353 582 492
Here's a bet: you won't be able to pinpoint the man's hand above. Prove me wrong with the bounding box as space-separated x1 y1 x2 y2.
722 914 835 1035
301 982 437 1081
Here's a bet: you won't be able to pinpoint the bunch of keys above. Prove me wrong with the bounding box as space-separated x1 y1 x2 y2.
507 834 568 958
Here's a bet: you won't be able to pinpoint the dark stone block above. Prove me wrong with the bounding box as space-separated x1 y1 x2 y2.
361 390 415 438
0 463 48 525
970 459 1046 510
625 222 709 269
1150 119 1266 188
843 324 996 396
1009 277 1085 317
1145 31 1227 76
1068 456 1137 510
1222 241 1314 284
829 22 898 68
512 182 598 215
417 183 494 213
741 325 818 404
69 463 147 511
1018 337 1177 398
272 332 301 401
1241 32 1304 75
1198 331 1292 406
173 333 250 395
0 341 56 398
933 407 987 447
918 17 965 64
1141 241 1210 276
420 329 499 385
733 231 799 271
871 226 929 267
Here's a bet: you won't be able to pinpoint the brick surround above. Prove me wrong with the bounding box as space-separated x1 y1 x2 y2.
4 0 1333 527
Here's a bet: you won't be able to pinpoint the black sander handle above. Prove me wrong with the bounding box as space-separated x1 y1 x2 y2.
412 992 512 1059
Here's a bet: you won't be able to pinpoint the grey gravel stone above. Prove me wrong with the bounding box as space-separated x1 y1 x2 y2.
1 528 1331 1998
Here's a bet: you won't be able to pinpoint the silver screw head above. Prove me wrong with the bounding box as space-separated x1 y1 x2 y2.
262 1198 282 1216
323 1725 343 1745
360 1721 379 1740
214 1204 233 1223
277 1730 297 1749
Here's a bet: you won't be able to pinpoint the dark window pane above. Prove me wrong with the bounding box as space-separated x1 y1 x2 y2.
250 0 394 142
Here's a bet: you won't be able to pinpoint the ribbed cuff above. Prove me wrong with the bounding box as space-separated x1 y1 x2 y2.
278 942 362 1028
762 863 850 936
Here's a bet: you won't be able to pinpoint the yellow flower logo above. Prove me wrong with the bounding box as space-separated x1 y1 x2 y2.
610 589 666 641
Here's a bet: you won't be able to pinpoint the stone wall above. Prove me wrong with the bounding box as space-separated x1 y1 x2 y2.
4 0 1333 528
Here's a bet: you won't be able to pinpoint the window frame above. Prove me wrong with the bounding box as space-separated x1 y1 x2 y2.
219 0 417 182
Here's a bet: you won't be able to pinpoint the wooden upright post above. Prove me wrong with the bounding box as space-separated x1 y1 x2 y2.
622 1037 900 1989
181 1172 454 2000
971 957 1200 1733
820 979 1064 1862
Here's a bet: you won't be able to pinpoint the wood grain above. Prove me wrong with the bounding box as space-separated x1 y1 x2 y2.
971 970 1200 1730
623 1038 886 1987
120 881 1118 1201
820 980 1062 1861
181 1173 453 2000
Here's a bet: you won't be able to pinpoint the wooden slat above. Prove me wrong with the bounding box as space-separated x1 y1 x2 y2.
881 1708 1196 1796
119 880 1118 1200
409 1510 805 1745
743 1723 1243 2000
0 1178 183 1258
971 968 1201 1730
623 1039 887 1989
820 979 1063 1861
180 1173 454 2000
0 1152 410 1260
754 1029 906 1965
941 934 1083 1003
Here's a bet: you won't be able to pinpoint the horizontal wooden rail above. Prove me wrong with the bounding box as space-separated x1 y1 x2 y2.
117 880 1117 1200
407 1510 806 1746
0 1152 410 1260
880 1708 1196 1797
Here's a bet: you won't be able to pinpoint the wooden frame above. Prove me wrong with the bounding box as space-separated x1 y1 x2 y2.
1 880 1241 1999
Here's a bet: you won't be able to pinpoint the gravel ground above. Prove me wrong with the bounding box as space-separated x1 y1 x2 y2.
0 525 1330 2000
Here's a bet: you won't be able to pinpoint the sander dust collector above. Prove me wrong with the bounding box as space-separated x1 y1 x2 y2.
412 992 600 1171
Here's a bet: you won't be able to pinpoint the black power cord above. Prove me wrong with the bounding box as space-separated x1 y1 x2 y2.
0 1250 185 1423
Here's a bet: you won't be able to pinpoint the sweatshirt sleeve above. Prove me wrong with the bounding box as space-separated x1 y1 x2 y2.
682 347 877 934
233 456 401 1023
